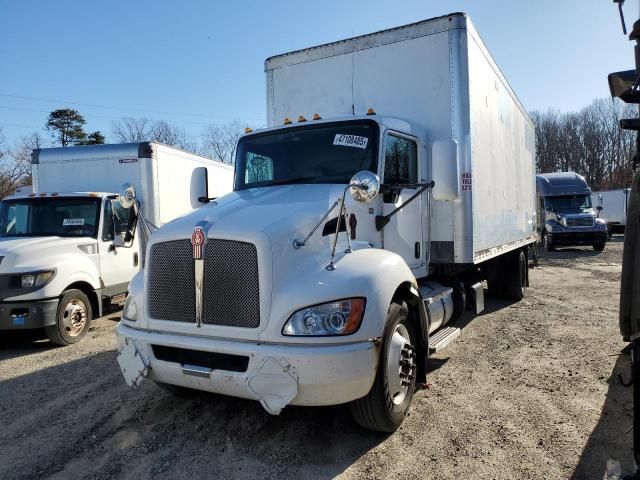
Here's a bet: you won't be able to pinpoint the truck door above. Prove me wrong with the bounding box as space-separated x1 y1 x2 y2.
380 132 423 270
98 198 140 297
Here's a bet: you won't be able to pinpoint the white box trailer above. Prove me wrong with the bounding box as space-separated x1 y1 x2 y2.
592 188 632 234
117 13 537 432
266 13 537 264
0 142 233 345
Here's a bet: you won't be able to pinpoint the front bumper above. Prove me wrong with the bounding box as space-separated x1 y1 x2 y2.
116 323 379 413
0 298 58 330
548 231 608 246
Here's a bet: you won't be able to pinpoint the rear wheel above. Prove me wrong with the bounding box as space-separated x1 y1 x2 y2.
350 302 417 432
593 243 606 252
45 289 92 346
503 250 527 301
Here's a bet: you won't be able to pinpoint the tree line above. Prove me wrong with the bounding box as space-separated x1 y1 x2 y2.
530 98 636 190
0 97 636 198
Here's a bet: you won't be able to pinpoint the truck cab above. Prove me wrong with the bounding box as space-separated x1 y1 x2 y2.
536 172 608 251
0 142 233 345
0 191 138 344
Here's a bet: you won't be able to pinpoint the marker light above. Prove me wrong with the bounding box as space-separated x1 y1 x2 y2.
298 115 307 122
366 108 376 115
283 117 292 125
313 114 322 120
244 127 253 133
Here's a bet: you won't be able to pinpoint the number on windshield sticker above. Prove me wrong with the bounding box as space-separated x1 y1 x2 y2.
333 134 369 149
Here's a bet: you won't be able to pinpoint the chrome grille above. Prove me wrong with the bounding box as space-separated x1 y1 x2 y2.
148 240 195 322
566 217 594 228
203 240 260 328
147 239 260 328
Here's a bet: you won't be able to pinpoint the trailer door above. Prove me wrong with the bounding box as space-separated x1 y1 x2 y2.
380 132 423 270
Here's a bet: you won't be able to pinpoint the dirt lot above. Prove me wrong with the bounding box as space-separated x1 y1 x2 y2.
0 238 632 480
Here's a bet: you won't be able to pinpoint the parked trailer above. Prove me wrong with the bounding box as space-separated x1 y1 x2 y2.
116 13 537 432
0 142 233 345
592 188 632 235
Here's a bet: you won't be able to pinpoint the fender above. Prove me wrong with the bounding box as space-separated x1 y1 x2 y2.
261 247 421 344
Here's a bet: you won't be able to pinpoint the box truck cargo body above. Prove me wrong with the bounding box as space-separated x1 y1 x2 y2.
0 142 233 345
117 13 537 432
592 188 632 234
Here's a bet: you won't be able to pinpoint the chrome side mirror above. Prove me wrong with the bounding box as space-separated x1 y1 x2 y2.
119 183 136 209
349 171 380 203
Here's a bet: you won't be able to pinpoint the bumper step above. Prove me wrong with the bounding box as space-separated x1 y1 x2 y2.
429 326 461 353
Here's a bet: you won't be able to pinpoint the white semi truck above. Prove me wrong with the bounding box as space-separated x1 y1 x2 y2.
0 142 233 345
117 13 537 432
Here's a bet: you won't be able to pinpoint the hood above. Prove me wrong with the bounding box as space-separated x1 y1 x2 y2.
153 184 354 249
0 236 95 272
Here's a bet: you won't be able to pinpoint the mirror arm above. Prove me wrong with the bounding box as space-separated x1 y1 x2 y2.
375 181 434 231
197 196 218 204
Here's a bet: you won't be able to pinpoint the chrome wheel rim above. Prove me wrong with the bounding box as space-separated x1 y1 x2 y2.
62 299 87 337
386 323 416 406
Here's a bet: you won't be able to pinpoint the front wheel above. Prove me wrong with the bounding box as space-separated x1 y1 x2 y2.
593 243 606 252
350 302 417 432
45 289 92 346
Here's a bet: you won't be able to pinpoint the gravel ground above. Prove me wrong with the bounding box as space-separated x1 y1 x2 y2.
0 238 631 479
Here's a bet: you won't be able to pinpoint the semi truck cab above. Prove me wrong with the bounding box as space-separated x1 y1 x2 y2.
536 172 608 251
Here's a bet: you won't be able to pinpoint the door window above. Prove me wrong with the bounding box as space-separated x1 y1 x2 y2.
383 134 417 186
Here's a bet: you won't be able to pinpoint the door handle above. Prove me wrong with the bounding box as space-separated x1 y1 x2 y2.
133 252 139 267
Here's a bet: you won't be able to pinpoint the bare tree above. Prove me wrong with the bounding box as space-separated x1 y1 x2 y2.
200 121 245 164
111 117 153 143
0 129 35 198
531 98 635 190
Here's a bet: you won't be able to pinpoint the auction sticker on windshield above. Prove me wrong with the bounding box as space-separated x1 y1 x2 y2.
333 134 368 149
63 218 85 226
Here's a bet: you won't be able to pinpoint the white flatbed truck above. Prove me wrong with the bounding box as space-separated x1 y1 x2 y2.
0 142 233 345
116 13 537 431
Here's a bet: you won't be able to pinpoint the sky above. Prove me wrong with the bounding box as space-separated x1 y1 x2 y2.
0 0 637 145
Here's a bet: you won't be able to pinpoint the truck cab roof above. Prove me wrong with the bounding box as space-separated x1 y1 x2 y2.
536 172 591 197
242 115 418 140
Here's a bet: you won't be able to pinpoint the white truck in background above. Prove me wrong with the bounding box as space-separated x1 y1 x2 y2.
592 187 632 235
117 13 537 432
0 142 233 345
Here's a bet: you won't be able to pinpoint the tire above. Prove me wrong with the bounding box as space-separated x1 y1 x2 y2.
485 257 504 298
593 243 606 252
542 231 555 252
350 302 417 432
503 250 527 301
45 289 92 346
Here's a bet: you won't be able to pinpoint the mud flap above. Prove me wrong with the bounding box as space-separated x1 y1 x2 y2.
247 357 298 415
117 338 150 387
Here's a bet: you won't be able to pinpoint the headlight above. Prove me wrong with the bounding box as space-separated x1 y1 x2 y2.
122 295 138 322
596 219 607 229
282 298 365 336
12 270 55 289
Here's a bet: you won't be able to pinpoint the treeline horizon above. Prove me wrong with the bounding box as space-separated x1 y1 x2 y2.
0 96 636 198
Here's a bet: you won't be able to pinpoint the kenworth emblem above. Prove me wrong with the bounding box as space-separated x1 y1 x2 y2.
191 226 205 260
191 223 208 327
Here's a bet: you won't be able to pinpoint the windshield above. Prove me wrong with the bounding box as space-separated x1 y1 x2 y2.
545 195 592 212
0 197 101 238
234 120 379 190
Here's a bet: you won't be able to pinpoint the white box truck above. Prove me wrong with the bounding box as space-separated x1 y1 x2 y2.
116 13 537 431
0 142 233 345
592 187 632 235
